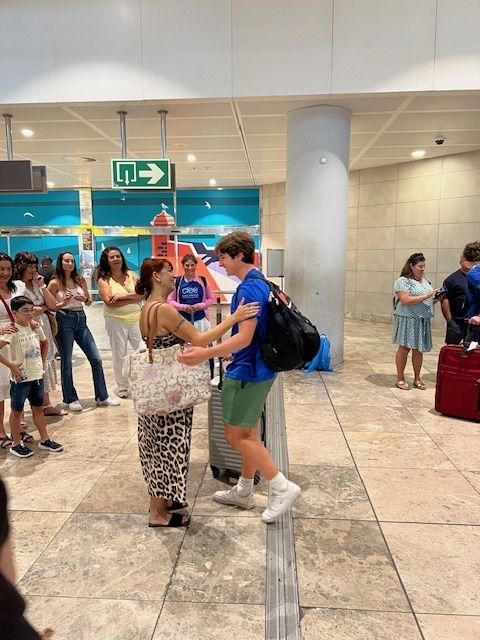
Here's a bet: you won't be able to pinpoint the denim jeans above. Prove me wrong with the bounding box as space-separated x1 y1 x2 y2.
56 310 108 403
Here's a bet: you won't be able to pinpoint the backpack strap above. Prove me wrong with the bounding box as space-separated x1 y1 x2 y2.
200 275 207 288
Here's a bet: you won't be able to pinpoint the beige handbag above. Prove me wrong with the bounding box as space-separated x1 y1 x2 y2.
123 303 211 416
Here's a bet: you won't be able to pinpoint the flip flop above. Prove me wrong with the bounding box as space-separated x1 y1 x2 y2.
43 406 68 416
166 500 189 511
148 512 190 528
413 379 427 390
20 431 34 443
395 380 410 390
0 435 12 449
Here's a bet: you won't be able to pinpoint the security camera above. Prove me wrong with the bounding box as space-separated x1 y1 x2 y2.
434 136 446 145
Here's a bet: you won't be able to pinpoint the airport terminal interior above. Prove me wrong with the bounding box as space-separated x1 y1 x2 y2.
2 1 480 639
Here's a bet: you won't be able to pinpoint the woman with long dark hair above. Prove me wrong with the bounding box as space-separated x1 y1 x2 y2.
134 258 258 528
12 252 65 417
96 246 144 398
47 252 120 412
393 252 440 390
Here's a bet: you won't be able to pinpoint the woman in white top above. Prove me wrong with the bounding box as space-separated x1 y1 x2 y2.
0 253 25 448
96 246 144 398
47 252 120 412
13 251 65 417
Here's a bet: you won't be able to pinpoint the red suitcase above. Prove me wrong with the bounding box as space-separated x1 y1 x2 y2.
435 344 480 421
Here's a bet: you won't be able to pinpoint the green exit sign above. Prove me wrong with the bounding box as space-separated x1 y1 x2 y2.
111 159 171 189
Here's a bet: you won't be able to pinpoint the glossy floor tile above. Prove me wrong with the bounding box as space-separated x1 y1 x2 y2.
166 516 266 604
295 519 409 611
153 602 265 639
361 468 480 524
301 609 422 640
3 311 478 639
382 522 480 614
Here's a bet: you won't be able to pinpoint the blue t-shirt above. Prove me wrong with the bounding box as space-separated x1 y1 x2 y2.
225 268 276 383
176 277 206 322
467 265 480 317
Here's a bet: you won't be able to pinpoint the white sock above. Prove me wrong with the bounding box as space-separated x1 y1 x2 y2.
237 476 254 497
269 472 288 493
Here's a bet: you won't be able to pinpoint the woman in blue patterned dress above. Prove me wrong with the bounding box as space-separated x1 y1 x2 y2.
393 253 440 390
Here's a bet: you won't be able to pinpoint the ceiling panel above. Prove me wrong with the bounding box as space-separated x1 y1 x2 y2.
1 93 480 189
91 117 238 138
392 111 480 131
10 121 106 140
69 101 233 119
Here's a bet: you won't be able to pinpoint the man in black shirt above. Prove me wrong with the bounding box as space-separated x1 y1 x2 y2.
441 254 469 344
37 256 54 285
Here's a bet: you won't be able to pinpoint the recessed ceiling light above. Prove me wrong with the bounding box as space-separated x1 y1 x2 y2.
20 128 34 137
209 178 217 186
46 181 55 188
175 143 188 149
411 149 426 159
187 154 196 162
217 187 223 190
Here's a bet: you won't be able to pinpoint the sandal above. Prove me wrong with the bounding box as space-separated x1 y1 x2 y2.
0 435 12 449
20 431 34 443
413 379 427 390
167 500 188 511
148 512 190 528
395 380 410 390
43 405 68 416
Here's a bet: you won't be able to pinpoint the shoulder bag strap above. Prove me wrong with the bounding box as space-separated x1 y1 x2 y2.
145 302 163 364
0 292 15 324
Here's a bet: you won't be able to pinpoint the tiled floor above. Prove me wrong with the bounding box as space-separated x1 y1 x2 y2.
1 313 480 639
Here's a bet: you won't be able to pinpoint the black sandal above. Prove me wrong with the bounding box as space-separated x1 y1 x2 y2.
20 431 34 443
148 512 190 528
166 500 188 511
0 435 12 449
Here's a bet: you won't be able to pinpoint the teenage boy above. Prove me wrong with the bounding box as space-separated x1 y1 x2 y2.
178 232 300 523
0 296 63 458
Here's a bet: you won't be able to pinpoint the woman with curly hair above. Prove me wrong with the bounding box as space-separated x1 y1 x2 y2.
96 246 144 398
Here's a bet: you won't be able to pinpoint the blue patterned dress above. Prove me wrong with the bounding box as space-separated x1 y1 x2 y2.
393 276 433 352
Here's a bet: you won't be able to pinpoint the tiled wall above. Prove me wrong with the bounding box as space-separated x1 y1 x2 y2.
261 150 480 326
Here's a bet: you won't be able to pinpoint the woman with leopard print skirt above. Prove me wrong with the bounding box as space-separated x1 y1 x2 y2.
135 258 259 528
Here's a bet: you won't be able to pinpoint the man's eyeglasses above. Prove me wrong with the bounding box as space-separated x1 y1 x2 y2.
17 308 34 315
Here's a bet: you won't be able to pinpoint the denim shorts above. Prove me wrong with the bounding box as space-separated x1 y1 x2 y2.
10 378 44 412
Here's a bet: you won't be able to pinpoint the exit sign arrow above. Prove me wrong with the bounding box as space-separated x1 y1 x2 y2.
139 162 165 185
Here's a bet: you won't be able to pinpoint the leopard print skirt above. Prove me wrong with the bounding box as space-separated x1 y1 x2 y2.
137 333 193 501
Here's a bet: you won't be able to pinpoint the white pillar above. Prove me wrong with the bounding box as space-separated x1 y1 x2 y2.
285 105 351 366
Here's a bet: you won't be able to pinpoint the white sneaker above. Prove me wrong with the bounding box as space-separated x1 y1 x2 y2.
68 401 83 412
261 481 301 524
96 396 121 407
212 485 255 510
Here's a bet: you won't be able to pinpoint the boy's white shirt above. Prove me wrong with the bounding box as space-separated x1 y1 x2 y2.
1 323 46 382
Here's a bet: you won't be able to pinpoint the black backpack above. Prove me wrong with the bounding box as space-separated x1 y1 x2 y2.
247 275 320 372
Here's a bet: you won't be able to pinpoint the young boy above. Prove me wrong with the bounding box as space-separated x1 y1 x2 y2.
178 232 300 524
0 296 63 458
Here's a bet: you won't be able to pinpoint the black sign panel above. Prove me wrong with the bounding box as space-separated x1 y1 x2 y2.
0 160 33 191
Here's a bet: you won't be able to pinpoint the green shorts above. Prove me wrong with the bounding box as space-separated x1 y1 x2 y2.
221 376 275 428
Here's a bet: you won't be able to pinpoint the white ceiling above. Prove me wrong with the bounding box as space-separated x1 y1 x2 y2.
1 91 480 189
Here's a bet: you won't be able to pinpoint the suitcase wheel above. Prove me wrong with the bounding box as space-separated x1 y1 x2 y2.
210 465 222 479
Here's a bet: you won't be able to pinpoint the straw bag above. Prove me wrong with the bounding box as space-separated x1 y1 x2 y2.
123 302 211 416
